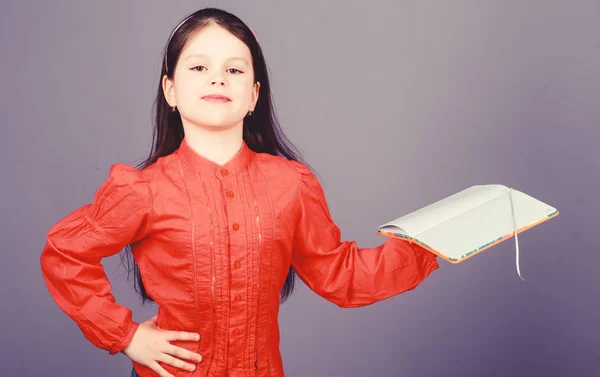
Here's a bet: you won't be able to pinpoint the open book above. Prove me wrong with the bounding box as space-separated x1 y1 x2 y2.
377 185 558 278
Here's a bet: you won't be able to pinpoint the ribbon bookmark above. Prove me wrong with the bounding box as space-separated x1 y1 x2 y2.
508 188 524 281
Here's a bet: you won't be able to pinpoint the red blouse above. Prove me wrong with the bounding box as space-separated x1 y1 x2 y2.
40 138 439 377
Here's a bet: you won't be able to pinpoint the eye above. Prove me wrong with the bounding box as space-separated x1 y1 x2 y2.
227 68 243 74
191 66 207 71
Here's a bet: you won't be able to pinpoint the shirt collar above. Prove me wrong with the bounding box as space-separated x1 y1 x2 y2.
175 137 254 178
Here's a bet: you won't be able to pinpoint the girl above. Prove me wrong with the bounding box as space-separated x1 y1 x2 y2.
40 8 439 377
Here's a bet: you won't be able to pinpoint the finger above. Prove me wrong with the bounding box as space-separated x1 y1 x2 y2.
163 344 203 363
164 330 201 342
157 353 197 372
149 362 174 377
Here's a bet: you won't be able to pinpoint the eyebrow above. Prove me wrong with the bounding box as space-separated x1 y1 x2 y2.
184 54 249 65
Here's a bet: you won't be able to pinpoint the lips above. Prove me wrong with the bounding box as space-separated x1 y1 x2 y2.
202 94 231 102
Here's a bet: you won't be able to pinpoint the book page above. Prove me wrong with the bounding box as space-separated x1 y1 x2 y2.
415 189 557 260
378 184 510 236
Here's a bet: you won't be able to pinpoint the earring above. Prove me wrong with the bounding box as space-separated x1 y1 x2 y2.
247 110 253 117
172 106 177 112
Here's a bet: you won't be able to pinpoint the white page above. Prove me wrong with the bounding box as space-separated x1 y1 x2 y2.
415 189 557 261
378 184 510 236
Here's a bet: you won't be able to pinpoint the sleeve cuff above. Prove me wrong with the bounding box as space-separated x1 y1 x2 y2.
109 321 139 355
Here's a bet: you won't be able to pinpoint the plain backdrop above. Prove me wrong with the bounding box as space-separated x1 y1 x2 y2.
1 1 598 376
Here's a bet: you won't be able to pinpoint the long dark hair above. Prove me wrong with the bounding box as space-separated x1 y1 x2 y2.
121 8 304 305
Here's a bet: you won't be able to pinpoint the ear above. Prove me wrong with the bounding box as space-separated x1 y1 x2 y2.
250 81 261 111
162 74 176 107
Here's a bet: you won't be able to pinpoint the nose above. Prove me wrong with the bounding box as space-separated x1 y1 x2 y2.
210 70 226 86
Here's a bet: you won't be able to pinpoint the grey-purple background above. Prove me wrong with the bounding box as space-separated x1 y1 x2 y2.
1 1 598 376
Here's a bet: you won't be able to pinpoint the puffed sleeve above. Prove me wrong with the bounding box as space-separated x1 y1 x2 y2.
289 160 438 308
40 163 153 354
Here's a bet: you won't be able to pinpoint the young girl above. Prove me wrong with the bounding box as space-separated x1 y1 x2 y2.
40 8 439 377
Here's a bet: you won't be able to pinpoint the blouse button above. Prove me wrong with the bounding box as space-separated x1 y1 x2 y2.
220 168 228 176
232 328 241 336
232 223 240 231
233 260 241 269
234 293 242 302
226 191 235 199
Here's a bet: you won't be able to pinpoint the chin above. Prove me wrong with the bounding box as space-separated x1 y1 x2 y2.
182 110 238 129
196 117 240 130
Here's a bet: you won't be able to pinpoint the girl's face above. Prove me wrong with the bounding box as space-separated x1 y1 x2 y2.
163 24 260 130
